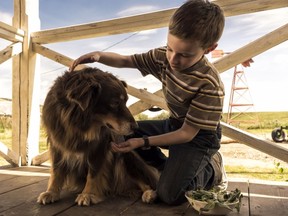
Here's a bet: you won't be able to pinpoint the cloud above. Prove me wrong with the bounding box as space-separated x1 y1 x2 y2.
90 41 113 50
138 29 158 35
133 29 159 41
226 8 288 38
0 59 12 71
0 10 12 25
117 5 159 17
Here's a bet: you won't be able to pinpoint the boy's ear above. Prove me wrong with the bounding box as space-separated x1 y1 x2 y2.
204 43 218 54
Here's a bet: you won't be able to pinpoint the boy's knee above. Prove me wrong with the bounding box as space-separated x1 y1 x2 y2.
157 184 186 205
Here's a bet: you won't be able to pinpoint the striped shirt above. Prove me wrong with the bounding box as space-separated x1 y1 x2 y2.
132 47 225 130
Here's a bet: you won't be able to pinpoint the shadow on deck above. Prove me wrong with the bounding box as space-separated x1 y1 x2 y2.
0 165 287 216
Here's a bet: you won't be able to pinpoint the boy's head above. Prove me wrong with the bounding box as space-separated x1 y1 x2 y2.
169 0 225 50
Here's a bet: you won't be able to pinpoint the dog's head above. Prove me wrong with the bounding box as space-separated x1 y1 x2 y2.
61 67 137 135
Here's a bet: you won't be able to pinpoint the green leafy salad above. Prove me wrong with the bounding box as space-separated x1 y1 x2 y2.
186 188 243 214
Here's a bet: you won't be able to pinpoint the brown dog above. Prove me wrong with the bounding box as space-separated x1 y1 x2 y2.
37 67 159 206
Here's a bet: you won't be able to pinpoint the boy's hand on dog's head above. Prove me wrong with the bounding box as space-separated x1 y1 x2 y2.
69 52 100 72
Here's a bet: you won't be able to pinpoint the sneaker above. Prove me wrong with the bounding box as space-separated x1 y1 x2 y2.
211 151 228 190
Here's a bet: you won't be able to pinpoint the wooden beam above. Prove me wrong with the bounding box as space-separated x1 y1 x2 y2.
12 0 26 167
12 0 41 166
31 0 288 44
214 23 288 73
33 43 86 70
0 21 24 42
0 42 22 64
127 86 168 112
31 9 173 44
214 0 288 16
32 150 49 165
129 90 165 115
221 122 288 163
0 141 19 166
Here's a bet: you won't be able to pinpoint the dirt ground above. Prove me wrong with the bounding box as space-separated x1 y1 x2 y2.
220 134 288 169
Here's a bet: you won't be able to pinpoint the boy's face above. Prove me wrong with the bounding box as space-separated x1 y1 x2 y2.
166 33 206 72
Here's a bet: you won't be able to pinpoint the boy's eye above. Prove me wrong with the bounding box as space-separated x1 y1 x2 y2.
181 53 193 58
167 46 193 58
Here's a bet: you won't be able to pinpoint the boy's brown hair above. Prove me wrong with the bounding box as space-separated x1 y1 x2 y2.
169 0 225 49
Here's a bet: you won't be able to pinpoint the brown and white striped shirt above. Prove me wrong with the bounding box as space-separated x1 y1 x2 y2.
132 47 224 131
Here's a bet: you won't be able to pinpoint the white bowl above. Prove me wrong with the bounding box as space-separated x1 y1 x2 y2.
185 194 239 215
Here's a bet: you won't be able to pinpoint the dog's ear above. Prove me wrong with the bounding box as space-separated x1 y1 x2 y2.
121 80 127 88
67 80 102 111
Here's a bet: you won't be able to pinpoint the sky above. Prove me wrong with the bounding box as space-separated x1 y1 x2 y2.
0 0 288 115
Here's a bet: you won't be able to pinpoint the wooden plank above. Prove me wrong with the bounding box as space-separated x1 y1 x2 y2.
214 23 288 73
0 166 77 216
0 180 76 216
58 197 140 216
0 167 49 194
221 122 288 163
31 9 174 44
0 42 22 65
127 86 168 111
32 150 50 165
121 200 190 216
30 0 288 44
227 180 250 216
0 166 49 182
32 43 86 70
129 90 165 116
248 180 288 216
11 0 29 166
215 0 288 16
0 141 19 166
10 0 42 166
0 21 24 42
11 52 21 166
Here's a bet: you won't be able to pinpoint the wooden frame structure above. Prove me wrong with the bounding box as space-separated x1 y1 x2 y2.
0 0 288 166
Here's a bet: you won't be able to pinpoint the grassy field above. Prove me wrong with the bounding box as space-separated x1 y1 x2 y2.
1 111 288 181
225 165 288 182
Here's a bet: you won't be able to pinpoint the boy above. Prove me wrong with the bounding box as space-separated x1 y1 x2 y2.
70 0 227 205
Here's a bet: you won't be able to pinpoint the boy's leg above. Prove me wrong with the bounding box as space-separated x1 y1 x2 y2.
156 143 216 205
210 151 228 190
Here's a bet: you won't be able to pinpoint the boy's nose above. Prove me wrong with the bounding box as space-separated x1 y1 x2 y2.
169 53 180 64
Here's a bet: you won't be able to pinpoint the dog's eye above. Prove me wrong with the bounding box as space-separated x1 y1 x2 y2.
110 100 120 110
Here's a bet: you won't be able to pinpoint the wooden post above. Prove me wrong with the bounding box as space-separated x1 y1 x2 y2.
12 0 40 166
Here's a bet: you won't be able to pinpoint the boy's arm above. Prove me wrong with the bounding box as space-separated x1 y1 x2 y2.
69 51 135 71
111 123 200 152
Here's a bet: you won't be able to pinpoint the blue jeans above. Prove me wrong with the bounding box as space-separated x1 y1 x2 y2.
127 118 221 205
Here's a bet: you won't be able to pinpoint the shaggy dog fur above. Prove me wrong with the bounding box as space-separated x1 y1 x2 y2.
37 67 159 206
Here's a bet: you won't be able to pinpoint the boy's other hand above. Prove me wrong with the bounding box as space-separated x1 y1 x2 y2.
69 52 100 72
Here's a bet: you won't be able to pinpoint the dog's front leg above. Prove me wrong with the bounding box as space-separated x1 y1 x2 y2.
75 170 107 206
37 168 65 204
142 189 158 204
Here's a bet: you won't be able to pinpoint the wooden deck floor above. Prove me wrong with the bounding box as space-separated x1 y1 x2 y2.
0 165 287 216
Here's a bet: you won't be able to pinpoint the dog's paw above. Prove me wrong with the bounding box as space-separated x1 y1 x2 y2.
37 191 60 205
142 189 157 204
75 193 104 206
